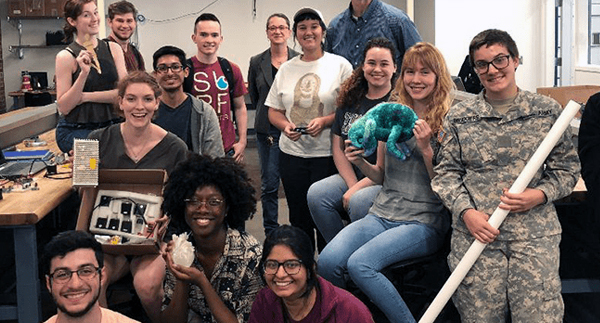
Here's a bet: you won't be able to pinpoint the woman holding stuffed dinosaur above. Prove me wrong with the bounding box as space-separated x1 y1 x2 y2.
307 37 397 242
266 7 353 251
318 42 452 323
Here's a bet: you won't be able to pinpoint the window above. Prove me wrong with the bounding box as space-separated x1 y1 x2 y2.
589 0 600 64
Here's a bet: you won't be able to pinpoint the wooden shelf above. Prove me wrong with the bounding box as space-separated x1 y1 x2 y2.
9 44 64 50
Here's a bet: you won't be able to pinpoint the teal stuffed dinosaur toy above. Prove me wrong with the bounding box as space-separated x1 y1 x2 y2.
348 102 418 160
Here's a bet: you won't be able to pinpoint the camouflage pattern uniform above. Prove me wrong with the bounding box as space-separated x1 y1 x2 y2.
431 90 580 322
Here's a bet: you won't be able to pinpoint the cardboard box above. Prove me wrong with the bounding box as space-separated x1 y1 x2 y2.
537 85 600 109
76 169 167 255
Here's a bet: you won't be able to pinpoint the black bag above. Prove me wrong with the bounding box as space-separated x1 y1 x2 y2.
458 55 484 95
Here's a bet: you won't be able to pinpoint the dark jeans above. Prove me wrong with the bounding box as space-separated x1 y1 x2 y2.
257 132 281 236
279 151 336 251
55 118 122 153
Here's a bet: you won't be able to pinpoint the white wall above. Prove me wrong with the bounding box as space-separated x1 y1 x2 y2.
1 0 570 108
435 0 556 92
128 0 405 76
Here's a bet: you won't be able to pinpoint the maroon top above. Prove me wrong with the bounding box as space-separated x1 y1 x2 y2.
248 276 373 323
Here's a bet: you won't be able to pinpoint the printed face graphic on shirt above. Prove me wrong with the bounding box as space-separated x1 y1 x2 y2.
289 73 324 126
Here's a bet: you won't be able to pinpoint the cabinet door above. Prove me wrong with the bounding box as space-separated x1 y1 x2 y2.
45 0 67 17
8 0 26 17
25 0 45 17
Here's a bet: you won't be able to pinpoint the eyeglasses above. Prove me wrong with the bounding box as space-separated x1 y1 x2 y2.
184 198 224 209
49 265 101 284
267 25 289 32
155 63 183 74
473 54 511 74
264 259 303 275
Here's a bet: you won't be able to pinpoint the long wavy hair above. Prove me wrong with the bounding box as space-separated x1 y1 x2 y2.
337 37 397 111
391 42 453 138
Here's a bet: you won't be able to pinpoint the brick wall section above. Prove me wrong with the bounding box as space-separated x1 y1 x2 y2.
0 18 6 114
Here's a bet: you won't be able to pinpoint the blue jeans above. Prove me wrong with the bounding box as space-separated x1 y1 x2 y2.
307 174 381 242
318 214 444 323
256 132 281 236
55 118 121 153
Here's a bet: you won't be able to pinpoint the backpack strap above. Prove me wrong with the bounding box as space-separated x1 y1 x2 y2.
217 57 236 101
217 57 238 124
183 57 194 94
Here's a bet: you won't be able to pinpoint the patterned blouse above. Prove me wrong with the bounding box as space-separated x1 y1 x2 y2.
162 228 264 322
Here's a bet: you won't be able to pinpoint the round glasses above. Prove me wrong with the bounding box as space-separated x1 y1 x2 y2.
155 63 183 74
49 265 100 284
473 54 511 74
267 25 289 32
184 198 224 209
263 259 303 275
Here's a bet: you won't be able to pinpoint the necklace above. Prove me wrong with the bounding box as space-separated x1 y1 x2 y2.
123 136 150 163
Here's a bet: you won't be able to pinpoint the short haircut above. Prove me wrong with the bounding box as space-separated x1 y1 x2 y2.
42 231 104 275
292 11 326 36
469 29 519 67
162 154 256 232
115 71 161 117
259 225 319 297
107 0 137 20
117 70 161 99
266 13 290 30
194 13 221 34
152 45 187 71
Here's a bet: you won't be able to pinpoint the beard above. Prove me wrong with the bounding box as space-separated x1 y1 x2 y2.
113 32 132 42
53 285 100 318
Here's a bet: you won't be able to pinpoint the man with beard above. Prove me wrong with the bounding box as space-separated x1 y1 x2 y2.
152 45 224 158
42 230 139 323
106 0 145 72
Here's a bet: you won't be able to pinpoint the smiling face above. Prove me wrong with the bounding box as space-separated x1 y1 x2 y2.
46 249 102 318
363 46 396 92
185 185 227 239
264 244 308 302
69 2 100 36
473 43 519 101
267 16 291 46
295 19 323 53
108 12 136 42
192 20 223 58
403 60 437 105
119 82 159 127
155 54 188 93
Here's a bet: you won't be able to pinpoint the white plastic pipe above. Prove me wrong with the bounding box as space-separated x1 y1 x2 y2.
419 100 581 323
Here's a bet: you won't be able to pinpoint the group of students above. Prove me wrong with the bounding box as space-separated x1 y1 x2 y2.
44 0 585 322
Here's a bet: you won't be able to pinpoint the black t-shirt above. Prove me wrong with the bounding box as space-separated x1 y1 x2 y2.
332 93 390 171
154 97 193 150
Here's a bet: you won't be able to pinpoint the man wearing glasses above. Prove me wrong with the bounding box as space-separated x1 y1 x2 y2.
432 29 579 322
152 45 224 158
42 230 139 322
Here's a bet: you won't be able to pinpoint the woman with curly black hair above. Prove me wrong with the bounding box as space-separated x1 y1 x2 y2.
160 154 264 323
